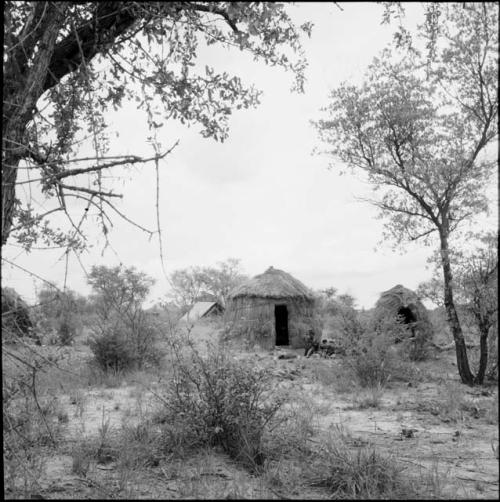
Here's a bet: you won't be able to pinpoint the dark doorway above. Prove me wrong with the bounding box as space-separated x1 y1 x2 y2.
397 306 416 324
275 305 289 345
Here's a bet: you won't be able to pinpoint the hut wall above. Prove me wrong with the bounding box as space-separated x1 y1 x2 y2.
225 296 315 349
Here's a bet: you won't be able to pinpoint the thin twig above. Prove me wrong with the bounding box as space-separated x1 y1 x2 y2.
1 257 62 291
31 368 56 446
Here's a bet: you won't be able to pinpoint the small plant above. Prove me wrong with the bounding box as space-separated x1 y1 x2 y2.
306 433 411 498
69 390 86 417
118 421 162 470
71 443 93 477
352 385 384 409
264 393 320 459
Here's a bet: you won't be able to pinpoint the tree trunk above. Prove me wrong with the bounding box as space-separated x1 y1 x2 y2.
439 228 475 385
2 2 138 247
2 3 68 246
2 151 20 246
474 325 489 385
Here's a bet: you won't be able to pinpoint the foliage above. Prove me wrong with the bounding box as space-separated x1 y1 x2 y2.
36 287 90 322
169 258 248 309
345 319 422 388
314 289 365 351
399 324 430 362
315 3 498 385
3 2 312 249
88 328 135 372
3 344 67 497
156 343 284 469
453 233 498 338
1 286 38 344
88 265 154 319
374 308 432 362
56 314 78 346
87 264 160 370
35 286 89 343
347 332 398 388
419 231 498 383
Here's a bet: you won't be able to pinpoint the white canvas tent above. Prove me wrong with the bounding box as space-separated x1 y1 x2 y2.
178 301 223 324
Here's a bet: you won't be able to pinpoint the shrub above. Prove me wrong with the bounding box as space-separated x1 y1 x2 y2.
400 329 430 362
347 333 399 388
156 344 283 469
89 313 163 372
352 385 384 409
89 327 135 372
57 314 78 345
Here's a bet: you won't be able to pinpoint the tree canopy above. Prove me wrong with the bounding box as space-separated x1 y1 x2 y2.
169 258 247 309
3 2 312 250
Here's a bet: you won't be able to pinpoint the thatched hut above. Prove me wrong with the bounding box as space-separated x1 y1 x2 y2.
225 266 316 349
1 287 39 344
372 284 433 343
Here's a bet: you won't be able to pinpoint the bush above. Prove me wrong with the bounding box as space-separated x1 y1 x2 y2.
347 333 399 388
156 344 283 469
89 328 135 372
57 314 78 345
89 313 163 372
400 327 430 362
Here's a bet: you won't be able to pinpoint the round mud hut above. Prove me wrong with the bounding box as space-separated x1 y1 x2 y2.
372 284 433 342
225 266 316 349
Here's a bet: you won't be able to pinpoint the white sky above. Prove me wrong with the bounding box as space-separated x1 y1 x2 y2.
2 2 498 309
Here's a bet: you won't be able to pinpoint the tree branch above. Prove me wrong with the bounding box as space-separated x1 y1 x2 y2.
185 3 239 33
43 2 139 92
57 183 122 198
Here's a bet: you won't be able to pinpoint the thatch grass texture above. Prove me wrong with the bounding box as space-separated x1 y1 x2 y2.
229 267 314 300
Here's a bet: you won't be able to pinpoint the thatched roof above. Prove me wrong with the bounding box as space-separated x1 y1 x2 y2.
1 286 36 341
374 284 428 319
229 266 314 301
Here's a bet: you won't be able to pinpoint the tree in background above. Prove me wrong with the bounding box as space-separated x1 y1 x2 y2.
88 265 154 321
315 3 498 385
169 258 247 310
35 286 90 344
168 266 206 311
315 289 364 348
198 258 248 307
87 265 158 369
3 2 313 251
418 232 498 384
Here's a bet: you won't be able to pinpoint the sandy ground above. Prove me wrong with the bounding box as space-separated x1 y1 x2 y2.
9 322 499 499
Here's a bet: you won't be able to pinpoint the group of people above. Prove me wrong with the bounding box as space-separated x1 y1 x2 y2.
304 328 345 357
303 329 342 358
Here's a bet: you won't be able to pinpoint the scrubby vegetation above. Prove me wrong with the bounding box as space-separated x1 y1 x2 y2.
87 265 163 371
153 342 284 470
3 303 498 499
3 261 497 499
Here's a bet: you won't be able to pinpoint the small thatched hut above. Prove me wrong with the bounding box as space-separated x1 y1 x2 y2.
225 266 316 349
1 287 39 344
372 284 433 342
